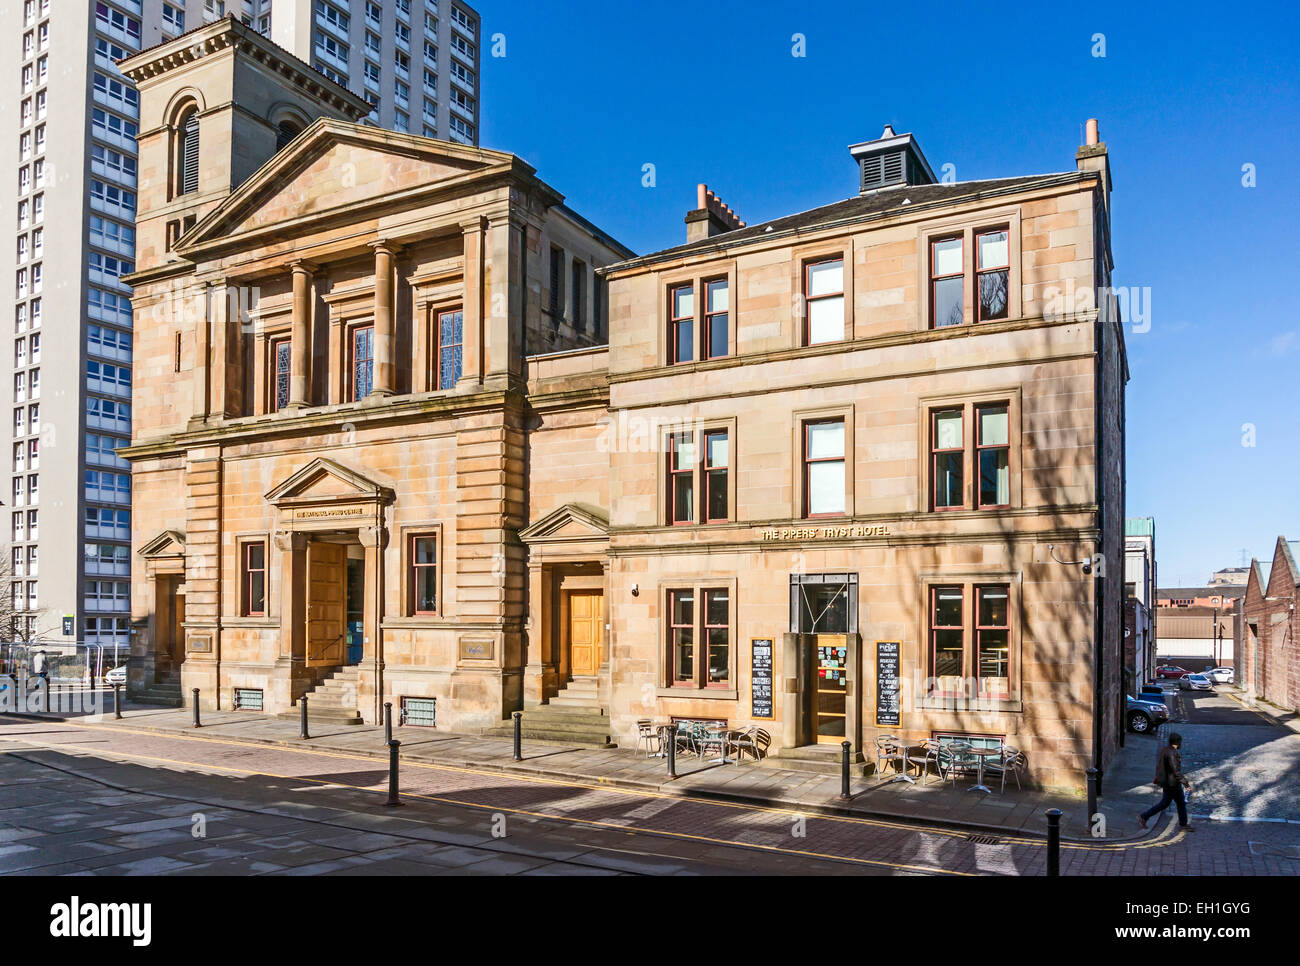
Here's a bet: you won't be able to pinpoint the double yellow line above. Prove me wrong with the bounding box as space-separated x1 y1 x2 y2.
0 719 1186 870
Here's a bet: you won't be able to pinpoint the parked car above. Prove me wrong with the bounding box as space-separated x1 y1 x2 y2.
1180 672 1214 691
1126 694 1170 733
1205 666 1235 684
1155 665 1190 679
103 666 126 686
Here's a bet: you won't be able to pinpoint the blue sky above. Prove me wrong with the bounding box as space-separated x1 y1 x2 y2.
476 0 1300 586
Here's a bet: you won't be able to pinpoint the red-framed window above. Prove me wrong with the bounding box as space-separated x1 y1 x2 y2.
349 324 374 401
409 534 437 615
930 236 964 328
703 429 729 523
931 407 964 510
976 584 1010 698
436 308 463 390
669 283 694 364
270 337 291 412
242 542 266 617
976 228 1010 321
929 585 964 695
704 278 729 359
667 432 695 525
804 257 844 345
803 418 845 518
703 588 730 687
668 589 695 686
975 403 1010 508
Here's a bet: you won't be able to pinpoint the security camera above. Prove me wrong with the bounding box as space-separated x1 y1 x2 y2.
630 583 639 597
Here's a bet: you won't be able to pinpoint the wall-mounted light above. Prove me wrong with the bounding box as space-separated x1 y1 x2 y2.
630 584 639 597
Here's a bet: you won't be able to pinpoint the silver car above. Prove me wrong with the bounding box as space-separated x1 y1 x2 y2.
1181 672 1214 691
1206 666 1235 684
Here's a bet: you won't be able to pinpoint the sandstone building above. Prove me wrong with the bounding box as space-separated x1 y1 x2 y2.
123 22 1127 791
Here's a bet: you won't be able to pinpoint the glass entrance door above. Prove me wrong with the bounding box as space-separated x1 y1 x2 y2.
815 636 848 742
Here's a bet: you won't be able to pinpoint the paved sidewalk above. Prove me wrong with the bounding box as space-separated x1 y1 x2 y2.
15 703 1145 842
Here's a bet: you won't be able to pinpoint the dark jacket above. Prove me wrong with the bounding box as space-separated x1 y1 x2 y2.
1155 745 1184 789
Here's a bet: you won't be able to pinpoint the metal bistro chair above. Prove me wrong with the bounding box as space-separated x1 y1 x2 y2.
635 718 661 759
906 738 945 786
984 744 1025 793
875 735 908 782
939 740 975 789
732 727 772 763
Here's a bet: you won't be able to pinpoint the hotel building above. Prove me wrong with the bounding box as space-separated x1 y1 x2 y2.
123 23 1127 790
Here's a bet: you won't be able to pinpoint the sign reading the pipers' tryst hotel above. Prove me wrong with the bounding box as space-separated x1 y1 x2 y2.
758 524 891 541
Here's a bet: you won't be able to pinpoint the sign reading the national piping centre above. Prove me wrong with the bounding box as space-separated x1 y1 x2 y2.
751 638 774 719
875 640 902 727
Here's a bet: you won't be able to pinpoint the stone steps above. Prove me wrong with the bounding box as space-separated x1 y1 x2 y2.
483 703 616 748
544 676 601 710
274 667 363 725
131 673 182 708
762 744 871 777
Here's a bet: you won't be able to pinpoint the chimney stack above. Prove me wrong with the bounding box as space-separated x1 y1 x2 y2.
1076 117 1112 214
685 183 746 243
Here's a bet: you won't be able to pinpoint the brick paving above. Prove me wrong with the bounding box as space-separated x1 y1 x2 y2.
2 700 1297 875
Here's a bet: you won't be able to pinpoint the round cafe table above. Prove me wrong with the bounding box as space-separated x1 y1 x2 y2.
965 746 1001 794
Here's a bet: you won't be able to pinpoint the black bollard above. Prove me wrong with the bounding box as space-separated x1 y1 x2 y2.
385 740 402 807
384 701 393 744
512 711 523 761
113 683 122 719
666 727 678 779
840 740 852 799
192 688 202 728
1086 767 1099 824
1046 808 1062 876
299 695 310 740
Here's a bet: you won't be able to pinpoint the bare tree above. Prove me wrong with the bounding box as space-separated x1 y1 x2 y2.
0 556 54 646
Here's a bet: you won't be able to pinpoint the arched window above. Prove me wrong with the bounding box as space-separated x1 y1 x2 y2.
177 109 199 195
275 120 302 151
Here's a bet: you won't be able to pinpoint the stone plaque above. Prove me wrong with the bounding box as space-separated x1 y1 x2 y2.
458 637 494 661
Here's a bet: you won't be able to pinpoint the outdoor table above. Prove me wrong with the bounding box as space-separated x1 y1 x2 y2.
965 745 1000 794
699 727 733 764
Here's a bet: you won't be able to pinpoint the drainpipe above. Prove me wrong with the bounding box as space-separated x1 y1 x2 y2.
1091 274 1105 792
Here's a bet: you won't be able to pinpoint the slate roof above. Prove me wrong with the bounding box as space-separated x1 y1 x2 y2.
608 171 1092 270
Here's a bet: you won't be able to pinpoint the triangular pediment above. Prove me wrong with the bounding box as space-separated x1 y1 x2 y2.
265 457 394 507
181 118 520 247
519 503 610 544
139 529 186 558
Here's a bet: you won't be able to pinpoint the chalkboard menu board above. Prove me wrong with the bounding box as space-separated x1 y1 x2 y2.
875 640 901 727
751 639 774 719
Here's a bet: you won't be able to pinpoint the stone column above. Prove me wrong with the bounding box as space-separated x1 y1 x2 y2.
358 523 388 724
289 260 313 408
191 284 211 423
371 241 398 396
272 530 309 708
458 219 485 389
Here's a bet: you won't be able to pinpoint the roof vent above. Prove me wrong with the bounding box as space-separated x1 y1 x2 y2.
849 124 937 194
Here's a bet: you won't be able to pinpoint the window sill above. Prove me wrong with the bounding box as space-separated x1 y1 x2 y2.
656 687 738 701
917 696 1022 715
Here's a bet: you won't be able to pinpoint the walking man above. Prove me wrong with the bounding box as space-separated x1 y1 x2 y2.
1138 731 1193 831
31 648 48 686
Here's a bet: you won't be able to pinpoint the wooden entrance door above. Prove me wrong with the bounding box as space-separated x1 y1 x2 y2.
169 586 186 665
567 590 604 676
306 542 346 667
